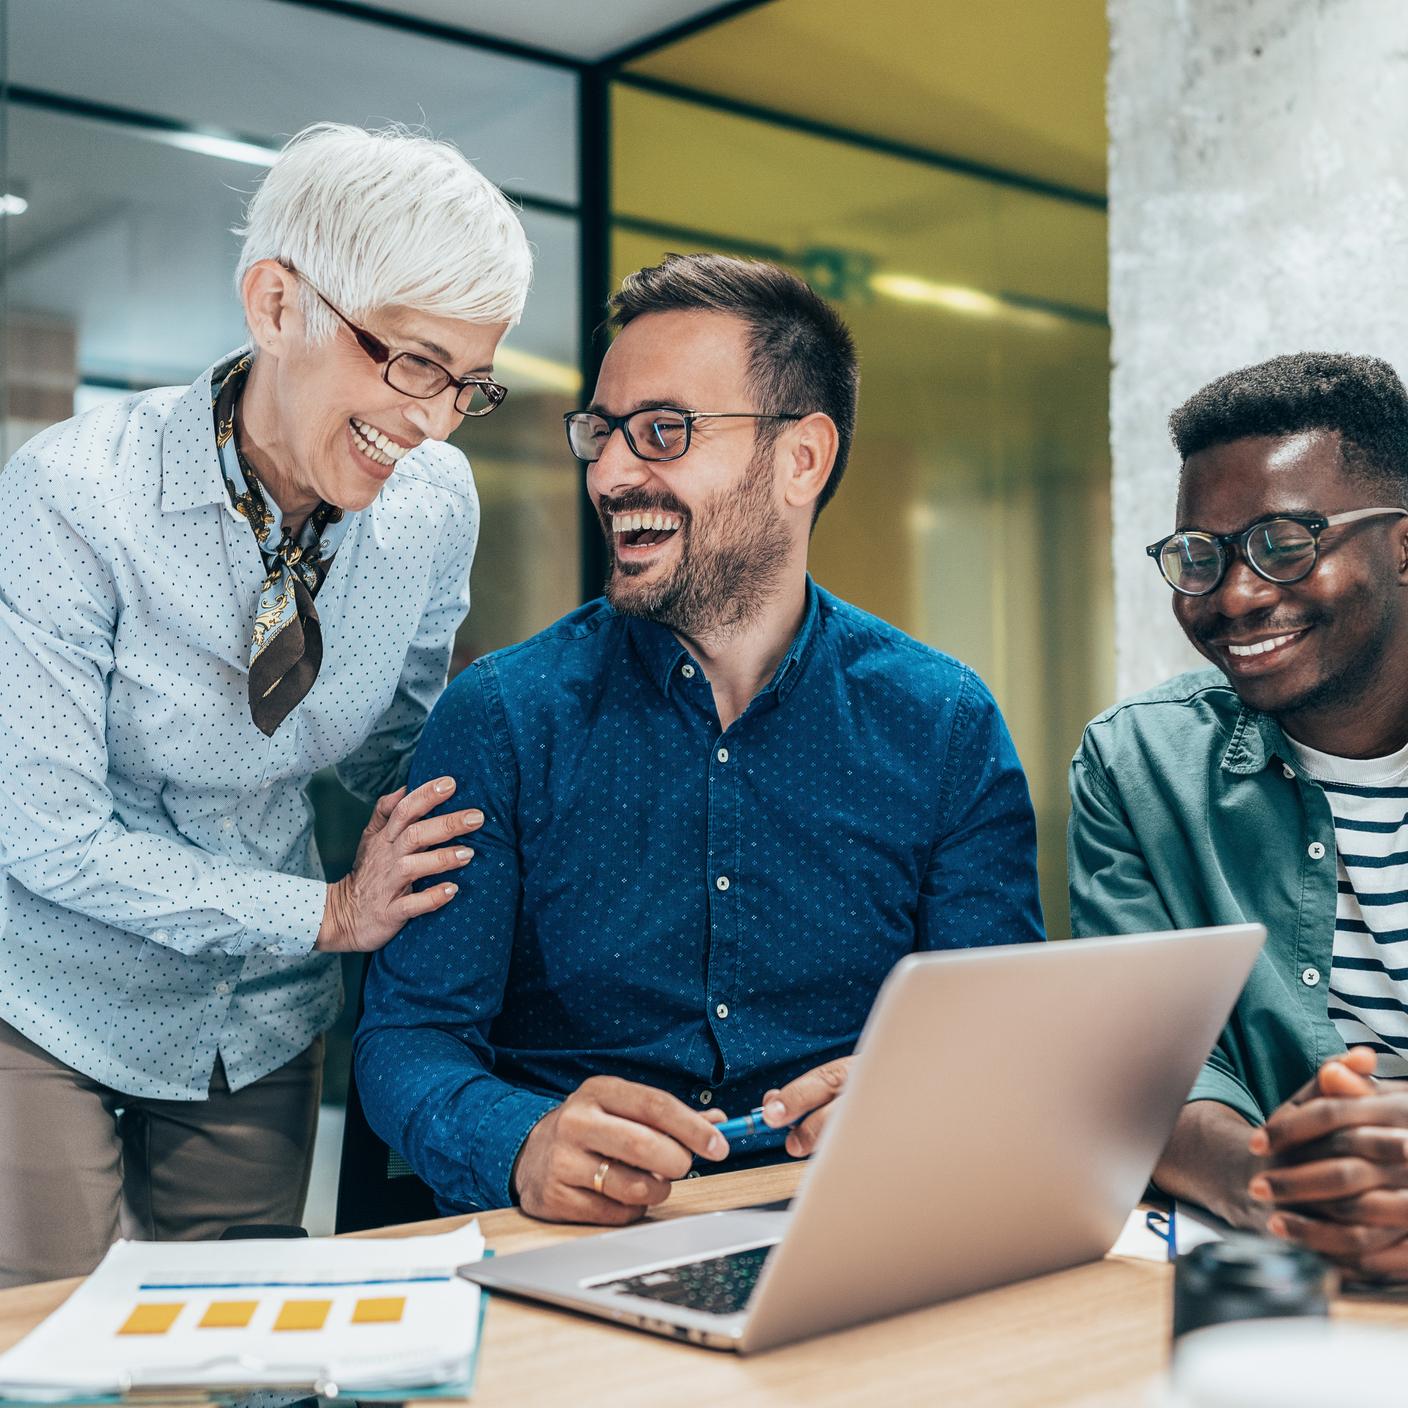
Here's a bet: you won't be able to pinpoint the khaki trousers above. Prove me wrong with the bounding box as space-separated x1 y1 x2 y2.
0 1019 323 1287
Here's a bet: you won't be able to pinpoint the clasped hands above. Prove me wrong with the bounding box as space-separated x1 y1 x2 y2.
1249 1046 1408 1279
512 1058 853 1224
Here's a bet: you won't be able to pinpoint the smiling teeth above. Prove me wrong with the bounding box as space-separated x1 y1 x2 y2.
1228 633 1299 657
350 418 408 466
611 511 683 534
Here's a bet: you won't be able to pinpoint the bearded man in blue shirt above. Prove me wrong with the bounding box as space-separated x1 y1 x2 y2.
356 253 1044 1225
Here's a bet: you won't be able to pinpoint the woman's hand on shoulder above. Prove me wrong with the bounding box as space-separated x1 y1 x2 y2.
315 777 481 953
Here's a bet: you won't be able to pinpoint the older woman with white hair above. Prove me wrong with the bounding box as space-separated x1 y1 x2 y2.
0 123 531 1284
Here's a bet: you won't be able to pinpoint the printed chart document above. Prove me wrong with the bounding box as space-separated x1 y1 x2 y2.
0 1222 485 1401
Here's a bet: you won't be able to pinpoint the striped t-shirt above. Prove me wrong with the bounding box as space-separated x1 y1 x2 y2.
1285 734 1408 1080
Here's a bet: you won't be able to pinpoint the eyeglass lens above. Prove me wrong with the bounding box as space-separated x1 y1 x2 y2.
384 354 499 415
567 410 690 462
1160 518 1318 593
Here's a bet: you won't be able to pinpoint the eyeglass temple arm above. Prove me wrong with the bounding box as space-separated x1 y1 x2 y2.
1325 507 1408 526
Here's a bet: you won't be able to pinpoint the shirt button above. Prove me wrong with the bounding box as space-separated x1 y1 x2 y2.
716 875 730 891
1302 966 1321 987
681 663 695 679
1282 764 1296 780
716 1003 729 1019
1308 842 1326 860
215 981 230 995
698 1089 713 1105
153 930 169 944
222 818 235 832
265 946 280 955
716 747 729 763
686 1170 702 1179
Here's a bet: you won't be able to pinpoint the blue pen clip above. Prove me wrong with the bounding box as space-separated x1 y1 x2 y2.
1145 1206 1178 1261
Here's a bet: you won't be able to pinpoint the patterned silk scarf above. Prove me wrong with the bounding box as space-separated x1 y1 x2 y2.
212 352 352 736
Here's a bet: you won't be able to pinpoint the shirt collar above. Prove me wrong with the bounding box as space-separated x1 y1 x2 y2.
161 351 248 515
627 575 823 706
1219 701 1292 775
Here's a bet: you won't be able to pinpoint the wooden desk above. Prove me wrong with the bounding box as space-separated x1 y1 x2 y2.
3 1166 1407 1407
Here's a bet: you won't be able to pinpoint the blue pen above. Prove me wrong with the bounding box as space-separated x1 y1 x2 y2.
714 1106 792 1141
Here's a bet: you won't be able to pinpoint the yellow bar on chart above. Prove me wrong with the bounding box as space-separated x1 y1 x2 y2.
118 1303 184 1336
351 1296 406 1324
273 1299 332 1331
200 1300 259 1328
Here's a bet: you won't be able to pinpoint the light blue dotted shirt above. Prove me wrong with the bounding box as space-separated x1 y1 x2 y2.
357 582 1045 1211
0 353 477 1099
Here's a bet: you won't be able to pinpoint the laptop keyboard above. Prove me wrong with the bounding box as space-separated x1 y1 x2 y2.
597 1243 775 1316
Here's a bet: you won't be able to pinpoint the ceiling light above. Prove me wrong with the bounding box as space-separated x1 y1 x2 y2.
871 272 1063 330
161 130 279 167
0 193 29 216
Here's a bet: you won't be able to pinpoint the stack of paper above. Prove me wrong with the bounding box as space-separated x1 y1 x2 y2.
0 1223 485 1402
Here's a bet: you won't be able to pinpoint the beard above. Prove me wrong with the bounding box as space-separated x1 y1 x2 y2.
603 445 790 639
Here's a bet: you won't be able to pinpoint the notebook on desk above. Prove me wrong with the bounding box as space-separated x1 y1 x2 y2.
462 924 1266 1353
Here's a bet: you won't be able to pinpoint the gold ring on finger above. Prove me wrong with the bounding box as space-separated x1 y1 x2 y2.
592 1158 611 1196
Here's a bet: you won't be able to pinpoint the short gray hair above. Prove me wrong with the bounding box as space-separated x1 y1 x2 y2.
234 122 532 342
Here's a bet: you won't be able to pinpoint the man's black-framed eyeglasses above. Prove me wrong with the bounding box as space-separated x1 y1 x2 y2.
293 270 507 417
563 407 807 463
1146 508 1408 596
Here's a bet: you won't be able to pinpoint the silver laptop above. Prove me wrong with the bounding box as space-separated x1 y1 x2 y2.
462 925 1264 1353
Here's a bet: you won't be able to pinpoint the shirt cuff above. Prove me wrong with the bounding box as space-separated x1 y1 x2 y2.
213 870 326 957
463 1087 560 1210
1188 1064 1263 1126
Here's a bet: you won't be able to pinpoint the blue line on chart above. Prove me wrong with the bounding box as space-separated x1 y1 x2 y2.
137 1275 454 1290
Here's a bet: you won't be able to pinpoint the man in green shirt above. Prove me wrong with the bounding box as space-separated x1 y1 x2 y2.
1070 352 1408 1280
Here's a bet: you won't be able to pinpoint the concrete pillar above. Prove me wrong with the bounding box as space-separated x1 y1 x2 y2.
1107 0 1408 697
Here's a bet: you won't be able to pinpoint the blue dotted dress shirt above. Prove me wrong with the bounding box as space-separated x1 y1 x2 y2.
356 580 1044 1211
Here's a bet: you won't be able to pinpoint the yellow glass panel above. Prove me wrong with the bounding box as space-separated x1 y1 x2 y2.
273 1299 332 1332
612 81 1113 938
117 1302 183 1336
199 1300 258 1328
628 0 1107 198
351 1296 406 1324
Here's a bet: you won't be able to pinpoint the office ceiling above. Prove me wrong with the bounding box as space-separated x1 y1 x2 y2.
342 0 738 61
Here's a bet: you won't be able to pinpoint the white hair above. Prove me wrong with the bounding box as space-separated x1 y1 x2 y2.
234 122 532 342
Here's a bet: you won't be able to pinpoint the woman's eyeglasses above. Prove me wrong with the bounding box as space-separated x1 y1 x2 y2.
294 270 507 417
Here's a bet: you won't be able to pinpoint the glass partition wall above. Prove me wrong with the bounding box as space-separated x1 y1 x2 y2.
612 81 1112 937
0 1 1112 1151
0 0 586 889
0 1 586 1123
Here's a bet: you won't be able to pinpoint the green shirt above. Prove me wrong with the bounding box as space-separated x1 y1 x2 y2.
1068 669 1344 1126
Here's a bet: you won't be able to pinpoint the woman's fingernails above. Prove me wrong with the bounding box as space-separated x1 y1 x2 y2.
442 883 458 897
462 810 484 825
1249 1177 1272 1202
434 777 455 794
1248 1131 1269 1155
764 1100 787 1125
1268 1214 1288 1238
455 848 473 862
708 1134 726 1158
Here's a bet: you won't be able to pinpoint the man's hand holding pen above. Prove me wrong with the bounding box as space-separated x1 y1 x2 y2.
718 1057 854 1159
